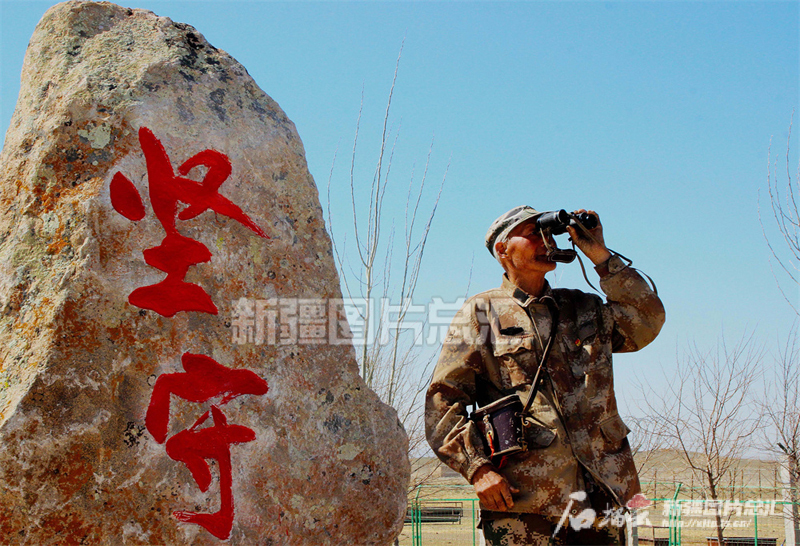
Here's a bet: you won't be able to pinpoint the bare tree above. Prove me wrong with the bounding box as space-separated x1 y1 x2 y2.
640 334 763 545
760 326 800 529
625 413 669 490
760 115 800 540
762 112 800 314
325 46 449 491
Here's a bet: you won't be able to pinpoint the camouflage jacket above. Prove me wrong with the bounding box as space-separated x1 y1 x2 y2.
425 255 665 517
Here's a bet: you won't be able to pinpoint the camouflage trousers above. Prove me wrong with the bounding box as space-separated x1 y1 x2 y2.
480 512 626 546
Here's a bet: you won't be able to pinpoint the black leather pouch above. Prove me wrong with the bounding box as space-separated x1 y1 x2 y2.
471 394 525 460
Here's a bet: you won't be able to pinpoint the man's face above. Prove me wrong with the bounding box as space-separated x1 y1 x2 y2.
498 219 557 277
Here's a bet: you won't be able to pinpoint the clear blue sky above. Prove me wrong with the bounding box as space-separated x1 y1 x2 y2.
2 1 799 415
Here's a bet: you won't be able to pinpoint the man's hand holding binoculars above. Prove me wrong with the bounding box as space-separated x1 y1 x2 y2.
566 209 611 266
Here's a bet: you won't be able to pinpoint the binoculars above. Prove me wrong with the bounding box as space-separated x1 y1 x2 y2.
535 210 599 263
535 210 598 236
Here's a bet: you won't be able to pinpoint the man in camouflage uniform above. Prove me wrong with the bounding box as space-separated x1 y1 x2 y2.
425 206 665 545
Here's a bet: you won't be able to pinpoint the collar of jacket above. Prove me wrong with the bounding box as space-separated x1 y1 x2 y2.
500 275 558 309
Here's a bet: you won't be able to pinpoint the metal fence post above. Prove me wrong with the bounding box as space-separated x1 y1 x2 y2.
472 499 477 546
754 501 758 546
630 508 639 546
668 483 682 546
412 485 422 546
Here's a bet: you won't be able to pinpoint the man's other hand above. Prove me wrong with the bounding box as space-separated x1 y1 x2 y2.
567 209 612 266
471 465 519 511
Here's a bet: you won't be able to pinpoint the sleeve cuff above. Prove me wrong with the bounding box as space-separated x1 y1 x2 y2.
465 459 494 484
594 254 628 279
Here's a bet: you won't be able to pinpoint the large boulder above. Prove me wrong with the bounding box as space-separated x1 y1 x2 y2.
0 2 409 544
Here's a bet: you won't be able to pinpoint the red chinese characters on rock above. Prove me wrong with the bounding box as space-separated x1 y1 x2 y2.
113 128 272 538
146 353 269 540
110 127 268 317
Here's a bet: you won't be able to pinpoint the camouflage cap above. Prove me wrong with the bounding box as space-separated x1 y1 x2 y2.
485 206 542 258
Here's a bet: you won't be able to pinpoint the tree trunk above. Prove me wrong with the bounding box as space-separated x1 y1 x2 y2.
708 475 724 546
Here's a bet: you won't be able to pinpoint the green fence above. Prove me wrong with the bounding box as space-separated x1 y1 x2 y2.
402 482 800 546
404 485 478 546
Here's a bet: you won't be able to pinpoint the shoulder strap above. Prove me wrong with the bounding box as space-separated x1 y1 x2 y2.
474 374 509 409
520 297 560 416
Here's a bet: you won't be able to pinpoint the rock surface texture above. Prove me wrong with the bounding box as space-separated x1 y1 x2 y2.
0 2 409 544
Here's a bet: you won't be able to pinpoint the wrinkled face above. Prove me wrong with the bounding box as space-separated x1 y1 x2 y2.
496 219 557 277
